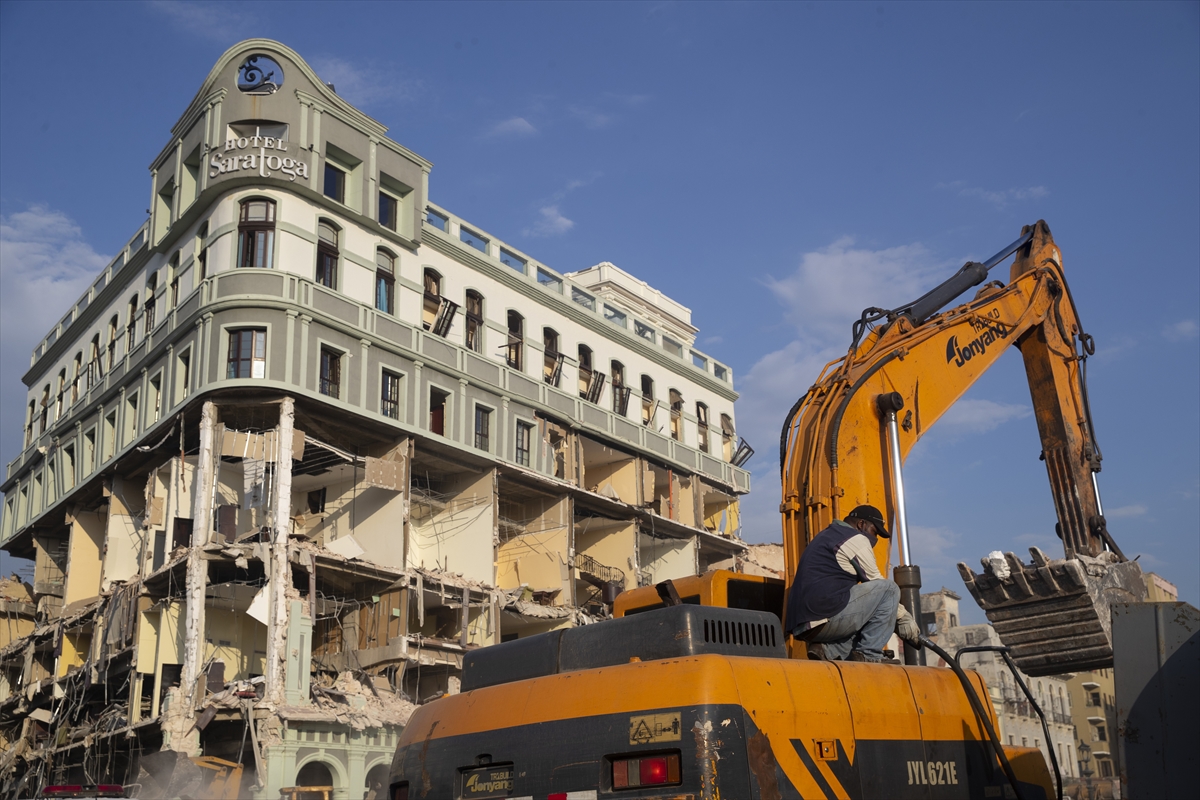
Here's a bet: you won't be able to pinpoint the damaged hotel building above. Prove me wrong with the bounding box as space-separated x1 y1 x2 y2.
0 40 752 798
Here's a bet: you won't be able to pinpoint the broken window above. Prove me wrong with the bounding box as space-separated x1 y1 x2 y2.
465 290 484 353
611 361 630 416
237 198 276 268
474 406 492 451
696 402 709 453
316 221 339 289
669 390 683 441
721 413 734 460
543 328 563 387
635 321 655 342
381 370 402 419
319 346 341 399
506 311 524 370
227 328 266 379
375 249 395 313
515 421 533 467
423 268 442 330
308 488 327 514
641 375 655 426
579 345 606 403
429 387 449 436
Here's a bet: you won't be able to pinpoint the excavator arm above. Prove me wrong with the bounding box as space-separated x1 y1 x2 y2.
779 221 1144 675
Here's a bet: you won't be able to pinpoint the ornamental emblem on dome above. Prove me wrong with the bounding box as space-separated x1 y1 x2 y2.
238 55 284 95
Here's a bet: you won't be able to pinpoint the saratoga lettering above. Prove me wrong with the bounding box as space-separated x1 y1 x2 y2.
945 321 1010 368
209 134 309 182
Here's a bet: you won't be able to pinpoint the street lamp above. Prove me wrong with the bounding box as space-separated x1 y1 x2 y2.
1078 741 1093 800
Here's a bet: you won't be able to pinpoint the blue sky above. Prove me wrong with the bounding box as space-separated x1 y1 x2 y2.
1 1 1197 617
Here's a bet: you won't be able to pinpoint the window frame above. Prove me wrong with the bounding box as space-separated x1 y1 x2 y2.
324 161 347 204
506 311 524 371
319 345 343 399
226 327 267 380
375 249 396 314
465 290 484 353
237 198 276 269
474 404 493 452
515 420 534 467
381 369 403 420
316 220 340 290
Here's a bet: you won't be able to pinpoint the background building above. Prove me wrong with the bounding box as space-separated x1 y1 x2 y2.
0 40 751 799
921 588 1079 782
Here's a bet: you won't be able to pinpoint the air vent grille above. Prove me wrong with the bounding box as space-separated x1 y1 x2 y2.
702 617 777 649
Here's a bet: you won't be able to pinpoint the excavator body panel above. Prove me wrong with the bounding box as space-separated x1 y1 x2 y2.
390 647 1053 799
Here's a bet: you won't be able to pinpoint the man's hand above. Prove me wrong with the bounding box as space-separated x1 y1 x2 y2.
895 605 922 648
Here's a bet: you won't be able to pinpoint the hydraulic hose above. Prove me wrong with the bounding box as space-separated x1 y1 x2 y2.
919 636 1030 800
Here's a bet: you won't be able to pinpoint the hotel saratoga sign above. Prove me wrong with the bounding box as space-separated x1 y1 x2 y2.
209 133 310 182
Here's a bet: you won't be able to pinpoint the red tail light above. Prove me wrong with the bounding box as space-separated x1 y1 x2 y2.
611 752 681 789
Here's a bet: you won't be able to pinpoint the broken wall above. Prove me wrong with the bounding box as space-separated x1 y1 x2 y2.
103 476 144 588
64 510 105 606
497 495 571 602
638 533 698 586
408 469 495 584
574 518 638 590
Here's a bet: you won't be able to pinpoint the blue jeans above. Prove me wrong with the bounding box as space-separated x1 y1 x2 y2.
806 579 900 661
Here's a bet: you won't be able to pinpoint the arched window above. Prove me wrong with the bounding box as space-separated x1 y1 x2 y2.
422 269 441 330
237 198 276 268
316 221 339 289
88 334 102 388
106 315 120 370
25 401 36 447
71 353 82 405
55 371 66 422
465 290 484 353
721 413 734 460
125 296 139 351
39 384 50 435
197 221 210 281
375 249 395 313
641 375 655 426
669 390 683 441
506 311 524 370
543 328 562 386
611 361 630 415
144 273 158 334
578 345 605 403
696 402 710 453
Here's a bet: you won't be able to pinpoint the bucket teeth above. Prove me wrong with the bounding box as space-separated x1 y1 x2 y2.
958 551 1146 676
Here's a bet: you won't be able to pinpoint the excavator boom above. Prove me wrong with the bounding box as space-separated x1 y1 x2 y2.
779 221 1144 675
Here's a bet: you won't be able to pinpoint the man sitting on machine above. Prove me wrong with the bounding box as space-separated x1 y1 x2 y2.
785 504 921 662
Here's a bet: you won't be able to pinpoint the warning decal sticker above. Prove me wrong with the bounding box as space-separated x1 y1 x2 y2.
629 712 682 745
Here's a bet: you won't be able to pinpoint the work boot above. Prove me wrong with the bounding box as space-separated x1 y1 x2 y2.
848 650 900 665
806 642 828 661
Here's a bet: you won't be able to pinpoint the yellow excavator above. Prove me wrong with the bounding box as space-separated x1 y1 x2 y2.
387 221 1140 799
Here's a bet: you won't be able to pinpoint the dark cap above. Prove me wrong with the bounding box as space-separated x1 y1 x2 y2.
846 505 889 538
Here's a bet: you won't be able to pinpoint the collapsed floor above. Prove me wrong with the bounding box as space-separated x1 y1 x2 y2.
0 393 746 798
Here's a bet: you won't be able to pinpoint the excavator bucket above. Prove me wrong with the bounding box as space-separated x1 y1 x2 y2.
958 547 1146 676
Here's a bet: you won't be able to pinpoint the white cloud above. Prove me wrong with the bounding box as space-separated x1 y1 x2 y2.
0 206 108 461
309 56 425 109
569 106 614 129
938 181 1049 210
1162 319 1198 341
734 237 1034 546
485 117 538 138
937 399 1032 435
1105 504 1147 519
146 0 257 42
523 206 574 237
